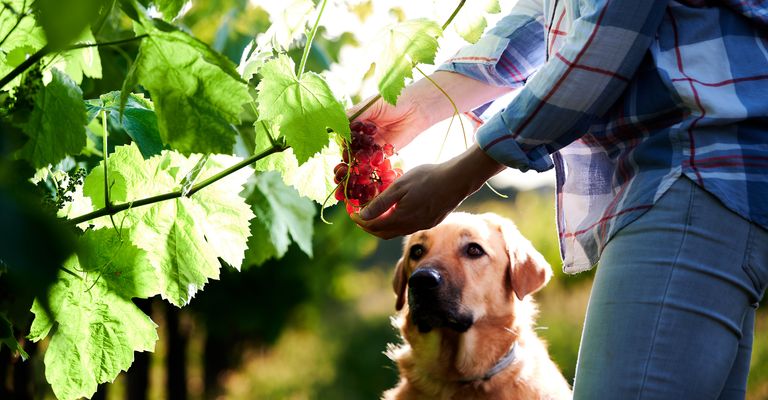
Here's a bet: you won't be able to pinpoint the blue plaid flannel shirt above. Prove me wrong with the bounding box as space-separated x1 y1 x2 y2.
439 0 768 273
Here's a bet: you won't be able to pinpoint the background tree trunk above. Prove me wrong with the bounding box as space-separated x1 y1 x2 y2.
166 304 188 400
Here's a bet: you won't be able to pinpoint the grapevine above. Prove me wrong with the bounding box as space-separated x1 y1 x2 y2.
0 0 476 398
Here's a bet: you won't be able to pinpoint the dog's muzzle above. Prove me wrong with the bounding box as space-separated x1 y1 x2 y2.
408 266 473 333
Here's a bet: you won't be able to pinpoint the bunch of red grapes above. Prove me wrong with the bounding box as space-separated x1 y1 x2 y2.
334 121 402 214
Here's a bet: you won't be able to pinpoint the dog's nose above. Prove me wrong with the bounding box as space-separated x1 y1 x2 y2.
409 268 442 291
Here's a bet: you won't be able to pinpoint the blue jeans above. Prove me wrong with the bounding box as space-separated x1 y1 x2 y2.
573 177 768 399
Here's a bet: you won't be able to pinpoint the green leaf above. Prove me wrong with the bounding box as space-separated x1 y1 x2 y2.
16 68 87 168
132 197 223 306
242 217 279 268
81 144 255 305
252 120 342 205
44 29 103 84
33 0 108 49
124 26 251 155
260 0 315 50
0 0 47 89
76 229 160 299
88 91 163 159
373 19 442 104
187 155 255 269
28 256 157 400
0 315 29 360
245 171 315 261
256 54 349 164
452 0 501 44
153 0 186 20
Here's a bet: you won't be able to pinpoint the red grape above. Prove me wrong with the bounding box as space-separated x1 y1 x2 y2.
334 121 401 214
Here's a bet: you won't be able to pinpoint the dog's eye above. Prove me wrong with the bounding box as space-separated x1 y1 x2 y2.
465 243 485 258
409 244 426 260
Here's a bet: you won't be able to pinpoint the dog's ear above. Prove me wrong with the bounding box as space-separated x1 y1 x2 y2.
511 245 552 301
393 256 408 311
484 213 553 300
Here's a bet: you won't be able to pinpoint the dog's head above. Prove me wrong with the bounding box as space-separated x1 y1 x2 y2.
392 212 552 334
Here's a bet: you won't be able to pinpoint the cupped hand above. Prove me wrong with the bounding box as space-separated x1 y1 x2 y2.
350 144 506 239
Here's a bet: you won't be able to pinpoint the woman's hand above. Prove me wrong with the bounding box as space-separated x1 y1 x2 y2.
350 144 506 239
348 71 513 150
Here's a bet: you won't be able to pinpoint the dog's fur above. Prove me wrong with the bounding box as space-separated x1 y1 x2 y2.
383 212 572 400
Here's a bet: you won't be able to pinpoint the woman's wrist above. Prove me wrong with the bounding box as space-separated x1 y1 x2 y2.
445 144 507 197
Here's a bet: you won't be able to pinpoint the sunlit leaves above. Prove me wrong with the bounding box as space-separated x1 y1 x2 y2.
80 144 255 306
256 54 349 164
244 171 315 267
33 0 109 49
154 0 187 21
27 234 158 400
452 0 500 43
87 91 163 159
372 19 442 104
17 69 86 168
45 29 103 84
256 0 315 51
124 26 251 155
0 0 46 89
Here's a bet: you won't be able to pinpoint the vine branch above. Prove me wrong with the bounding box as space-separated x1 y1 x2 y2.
0 34 148 91
0 0 29 48
68 143 289 225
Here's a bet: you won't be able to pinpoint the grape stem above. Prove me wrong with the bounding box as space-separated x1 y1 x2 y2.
347 0 467 122
68 143 290 225
413 66 508 199
297 0 329 79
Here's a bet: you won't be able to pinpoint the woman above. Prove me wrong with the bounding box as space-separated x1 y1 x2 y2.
351 1 768 398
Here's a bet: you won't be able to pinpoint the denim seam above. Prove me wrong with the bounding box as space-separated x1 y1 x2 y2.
636 180 696 400
741 225 763 302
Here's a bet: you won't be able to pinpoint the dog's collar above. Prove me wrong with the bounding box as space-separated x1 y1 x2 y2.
458 342 518 383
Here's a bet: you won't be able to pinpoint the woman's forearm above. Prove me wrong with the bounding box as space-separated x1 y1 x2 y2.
407 70 514 128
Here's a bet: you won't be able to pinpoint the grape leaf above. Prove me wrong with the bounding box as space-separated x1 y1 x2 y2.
131 197 222 306
124 26 251 155
372 19 442 104
45 29 103 84
245 171 315 261
0 0 47 90
256 54 350 164
252 121 342 205
87 91 163 159
81 144 255 305
153 0 186 20
76 229 160 299
0 315 29 360
33 0 107 49
451 0 501 44
242 217 279 268
259 0 315 50
184 154 255 270
28 237 157 400
16 68 87 168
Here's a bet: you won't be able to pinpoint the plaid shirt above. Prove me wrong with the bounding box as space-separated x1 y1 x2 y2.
439 0 768 273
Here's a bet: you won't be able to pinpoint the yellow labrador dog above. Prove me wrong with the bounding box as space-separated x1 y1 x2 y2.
383 212 572 400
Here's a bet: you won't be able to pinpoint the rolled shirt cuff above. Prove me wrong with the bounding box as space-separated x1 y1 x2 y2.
475 112 554 173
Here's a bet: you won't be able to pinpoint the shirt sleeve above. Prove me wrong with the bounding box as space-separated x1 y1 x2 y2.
458 0 670 172
438 0 547 88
